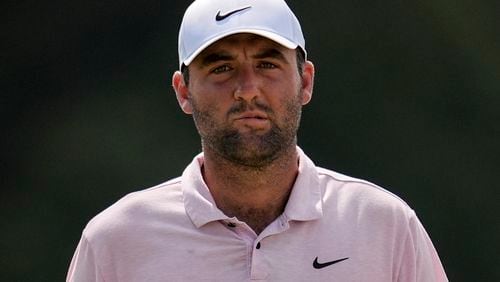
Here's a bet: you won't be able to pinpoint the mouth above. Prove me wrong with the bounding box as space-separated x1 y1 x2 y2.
234 111 268 120
232 111 270 129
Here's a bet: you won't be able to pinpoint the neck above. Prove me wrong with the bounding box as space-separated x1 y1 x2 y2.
202 145 299 234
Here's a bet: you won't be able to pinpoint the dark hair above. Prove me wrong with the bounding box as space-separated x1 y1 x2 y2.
181 48 305 86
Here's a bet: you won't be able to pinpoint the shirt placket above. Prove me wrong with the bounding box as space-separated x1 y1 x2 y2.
251 215 291 281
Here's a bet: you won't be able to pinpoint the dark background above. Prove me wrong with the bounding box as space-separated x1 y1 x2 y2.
2 0 499 281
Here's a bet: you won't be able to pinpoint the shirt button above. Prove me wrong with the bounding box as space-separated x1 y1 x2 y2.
256 242 261 249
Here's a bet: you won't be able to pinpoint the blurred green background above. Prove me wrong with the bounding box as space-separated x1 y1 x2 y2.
2 0 499 281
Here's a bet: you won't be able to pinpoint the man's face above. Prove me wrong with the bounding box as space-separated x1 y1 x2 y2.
174 34 314 167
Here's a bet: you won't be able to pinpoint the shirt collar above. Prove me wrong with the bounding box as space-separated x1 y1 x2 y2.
182 147 323 228
182 153 229 228
284 147 323 221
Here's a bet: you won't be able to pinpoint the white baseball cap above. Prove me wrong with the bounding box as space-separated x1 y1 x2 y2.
177 0 306 70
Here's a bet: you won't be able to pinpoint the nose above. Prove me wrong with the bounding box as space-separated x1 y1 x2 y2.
234 65 260 102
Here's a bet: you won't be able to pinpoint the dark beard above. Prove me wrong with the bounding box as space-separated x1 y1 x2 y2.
192 97 302 168
207 120 295 167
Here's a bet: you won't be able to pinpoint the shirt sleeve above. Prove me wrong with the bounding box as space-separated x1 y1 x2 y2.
66 234 104 282
397 211 448 282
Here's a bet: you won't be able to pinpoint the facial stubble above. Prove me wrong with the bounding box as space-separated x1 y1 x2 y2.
190 92 303 168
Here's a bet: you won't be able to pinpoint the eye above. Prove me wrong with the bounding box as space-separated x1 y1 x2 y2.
211 65 232 74
258 62 277 69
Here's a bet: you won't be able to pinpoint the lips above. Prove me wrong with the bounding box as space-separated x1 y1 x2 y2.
234 111 268 120
232 111 270 129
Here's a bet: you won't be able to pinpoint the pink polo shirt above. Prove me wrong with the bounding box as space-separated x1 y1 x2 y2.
67 148 447 281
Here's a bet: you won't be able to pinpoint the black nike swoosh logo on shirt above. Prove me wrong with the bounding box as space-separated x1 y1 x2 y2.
313 257 349 269
215 6 251 21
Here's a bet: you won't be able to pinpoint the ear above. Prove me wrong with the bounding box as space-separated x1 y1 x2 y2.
172 71 193 114
300 61 315 105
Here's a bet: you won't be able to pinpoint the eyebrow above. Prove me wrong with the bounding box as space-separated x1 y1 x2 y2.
252 48 289 64
199 53 235 67
198 47 290 68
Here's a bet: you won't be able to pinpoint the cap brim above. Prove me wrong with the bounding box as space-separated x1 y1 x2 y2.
181 29 299 68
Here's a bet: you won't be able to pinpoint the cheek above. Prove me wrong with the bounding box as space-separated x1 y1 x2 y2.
190 95 226 126
190 83 234 112
282 91 303 120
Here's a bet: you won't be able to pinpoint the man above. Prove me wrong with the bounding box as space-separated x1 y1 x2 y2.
67 0 448 281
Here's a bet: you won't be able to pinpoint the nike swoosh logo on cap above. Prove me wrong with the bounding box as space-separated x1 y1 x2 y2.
215 6 252 21
313 257 349 269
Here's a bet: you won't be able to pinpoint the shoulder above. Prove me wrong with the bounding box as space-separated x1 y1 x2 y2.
82 177 185 240
316 166 414 219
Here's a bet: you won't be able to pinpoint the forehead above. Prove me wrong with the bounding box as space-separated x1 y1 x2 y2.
193 33 292 61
